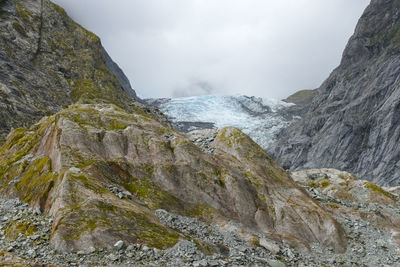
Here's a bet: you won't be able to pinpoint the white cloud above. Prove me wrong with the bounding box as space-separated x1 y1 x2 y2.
53 0 370 99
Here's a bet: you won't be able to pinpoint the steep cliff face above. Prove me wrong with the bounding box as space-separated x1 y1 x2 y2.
272 0 400 186
0 0 139 141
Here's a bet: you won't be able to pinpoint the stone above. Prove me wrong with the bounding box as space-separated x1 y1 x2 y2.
259 238 280 254
113 240 124 251
267 260 286 267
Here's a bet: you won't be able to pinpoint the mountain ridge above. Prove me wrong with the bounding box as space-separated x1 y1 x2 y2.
271 0 400 186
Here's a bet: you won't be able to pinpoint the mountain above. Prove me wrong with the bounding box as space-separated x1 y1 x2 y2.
146 95 298 151
0 0 399 266
0 0 349 264
271 0 400 186
0 103 347 254
0 0 152 142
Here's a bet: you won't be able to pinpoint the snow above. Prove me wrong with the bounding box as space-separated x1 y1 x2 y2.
156 95 297 150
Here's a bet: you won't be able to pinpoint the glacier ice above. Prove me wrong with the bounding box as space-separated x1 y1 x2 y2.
148 95 298 151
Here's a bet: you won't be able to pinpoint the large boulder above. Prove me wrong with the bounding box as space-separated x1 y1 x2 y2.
0 104 347 253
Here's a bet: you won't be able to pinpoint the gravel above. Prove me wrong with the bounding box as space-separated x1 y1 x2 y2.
1 190 399 266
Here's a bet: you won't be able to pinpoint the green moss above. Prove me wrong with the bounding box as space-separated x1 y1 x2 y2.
70 173 110 195
63 105 131 131
267 169 283 183
184 203 215 221
364 182 396 200
214 168 226 188
285 89 316 105
3 220 37 240
12 22 27 37
338 173 356 181
123 177 181 210
319 179 331 188
250 236 260 247
15 3 32 23
70 79 99 103
77 24 100 43
326 202 340 209
16 157 58 207
308 178 331 189
165 164 175 174
141 163 154 176
52 2 68 17
137 219 179 249
243 170 263 188
66 147 100 169
65 202 180 249
0 117 56 183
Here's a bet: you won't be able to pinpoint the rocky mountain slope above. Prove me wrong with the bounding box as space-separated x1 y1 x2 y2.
0 0 147 142
0 0 399 266
0 103 346 253
146 95 298 151
271 0 400 186
1 104 399 266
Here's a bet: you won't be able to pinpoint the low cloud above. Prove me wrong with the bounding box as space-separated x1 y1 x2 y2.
53 0 369 99
172 80 215 98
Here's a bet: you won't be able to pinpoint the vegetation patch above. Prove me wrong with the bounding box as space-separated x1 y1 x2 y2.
184 203 216 221
123 177 181 210
15 3 32 23
364 182 396 201
12 22 27 37
3 220 37 240
16 156 58 208
284 89 316 105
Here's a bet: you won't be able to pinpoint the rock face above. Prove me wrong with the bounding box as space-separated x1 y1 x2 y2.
0 103 346 253
271 0 400 186
290 168 400 266
0 0 140 142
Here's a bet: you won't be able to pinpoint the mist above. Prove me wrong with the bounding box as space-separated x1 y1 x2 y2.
52 0 369 99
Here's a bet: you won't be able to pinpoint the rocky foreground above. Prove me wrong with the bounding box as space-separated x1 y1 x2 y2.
0 168 399 266
0 0 399 266
0 122 399 266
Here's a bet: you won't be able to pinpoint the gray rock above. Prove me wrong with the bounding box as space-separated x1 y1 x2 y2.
271 0 400 186
113 240 124 251
267 259 286 267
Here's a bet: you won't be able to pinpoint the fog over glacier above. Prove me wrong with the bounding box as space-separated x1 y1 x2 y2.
53 0 369 99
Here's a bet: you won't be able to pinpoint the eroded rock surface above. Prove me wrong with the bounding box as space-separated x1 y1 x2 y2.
0 0 151 142
291 168 400 266
272 0 400 186
0 103 346 255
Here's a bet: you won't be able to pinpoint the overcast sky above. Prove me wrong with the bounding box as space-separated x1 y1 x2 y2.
53 0 369 99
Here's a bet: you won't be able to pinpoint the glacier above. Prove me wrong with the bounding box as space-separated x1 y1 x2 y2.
146 95 298 151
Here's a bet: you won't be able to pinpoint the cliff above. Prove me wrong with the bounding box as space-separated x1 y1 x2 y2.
0 0 140 142
272 0 400 186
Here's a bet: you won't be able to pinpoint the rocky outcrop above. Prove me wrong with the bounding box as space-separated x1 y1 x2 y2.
0 0 144 142
290 168 400 266
283 89 317 116
271 0 400 186
284 90 316 107
0 103 346 253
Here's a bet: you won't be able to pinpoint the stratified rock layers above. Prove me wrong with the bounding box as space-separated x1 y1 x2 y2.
0 0 138 141
0 104 346 253
271 0 400 186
